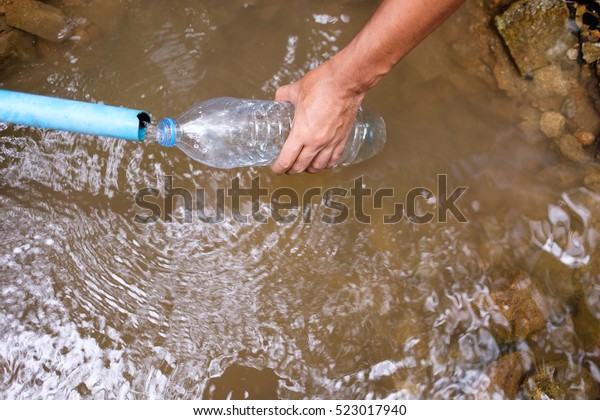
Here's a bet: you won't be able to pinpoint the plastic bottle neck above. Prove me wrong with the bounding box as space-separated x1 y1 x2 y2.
156 118 177 147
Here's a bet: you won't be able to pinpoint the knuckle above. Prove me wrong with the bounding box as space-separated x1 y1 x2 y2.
311 160 325 170
314 136 329 149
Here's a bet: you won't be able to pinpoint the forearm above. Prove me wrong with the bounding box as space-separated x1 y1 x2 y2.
332 0 465 94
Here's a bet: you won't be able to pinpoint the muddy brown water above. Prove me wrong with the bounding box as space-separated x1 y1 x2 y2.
1 0 599 399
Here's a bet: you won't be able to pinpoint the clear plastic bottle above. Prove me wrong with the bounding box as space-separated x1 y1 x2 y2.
154 97 386 169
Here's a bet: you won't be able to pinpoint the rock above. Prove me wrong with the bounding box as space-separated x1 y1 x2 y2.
518 105 544 142
571 292 600 353
493 63 528 96
566 47 579 61
484 268 549 342
70 26 91 48
483 351 534 399
540 111 566 138
584 167 600 194
5 0 73 43
82 0 126 35
536 162 583 189
524 360 599 399
519 119 543 143
58 0 86 6
0 28 36 66
574 131 595 146
531 65 573 98
494 0 577 75
479 0 516 13
582 42 600 63
562 86 600 134
556 134 591 164
35 38 62 60
0 15 10 33
574 2 600 41
527 314 581 366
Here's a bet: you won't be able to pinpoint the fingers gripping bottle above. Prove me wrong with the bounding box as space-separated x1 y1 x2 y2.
155 97 385 169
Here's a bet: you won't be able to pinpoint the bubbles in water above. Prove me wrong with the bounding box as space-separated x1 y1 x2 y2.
530 187 600 268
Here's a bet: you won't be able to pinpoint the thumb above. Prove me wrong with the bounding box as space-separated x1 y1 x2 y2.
275 83 298 103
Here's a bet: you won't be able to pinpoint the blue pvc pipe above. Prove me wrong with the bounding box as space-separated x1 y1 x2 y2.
0 89 151 141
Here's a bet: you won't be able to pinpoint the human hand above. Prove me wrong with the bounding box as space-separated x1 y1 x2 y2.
271 60 365 175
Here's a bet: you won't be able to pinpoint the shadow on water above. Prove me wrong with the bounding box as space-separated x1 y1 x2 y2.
0 0 599 399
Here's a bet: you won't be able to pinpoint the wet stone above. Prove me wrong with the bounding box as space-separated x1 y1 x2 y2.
518 119 543 143
485 268 549 342
531 65 573 98
524 360 600 399
494 0 576 76
574 131 595 146
84 0 126 35
482 351 533 399
540 111 566 138
479 0 516 13
556 134 591 164
58 0 86 6
584 167 600 194
536 162 583 189
563 86 600 134
566 47 579 61
582 41 600 63
0 28 36 65
0 15 8 33
5 0 73 43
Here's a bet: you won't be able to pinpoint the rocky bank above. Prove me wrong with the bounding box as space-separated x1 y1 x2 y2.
460 0 600 191
0 0 126 68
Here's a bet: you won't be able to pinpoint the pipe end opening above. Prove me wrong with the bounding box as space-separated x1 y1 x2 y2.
137 112 152 141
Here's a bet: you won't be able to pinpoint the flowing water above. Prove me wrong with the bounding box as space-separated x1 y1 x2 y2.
1 0 599 399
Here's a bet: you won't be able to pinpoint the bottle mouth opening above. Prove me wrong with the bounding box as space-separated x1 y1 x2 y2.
157 118 176 147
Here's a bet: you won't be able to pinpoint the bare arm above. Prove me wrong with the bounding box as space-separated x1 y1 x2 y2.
271 0 465 175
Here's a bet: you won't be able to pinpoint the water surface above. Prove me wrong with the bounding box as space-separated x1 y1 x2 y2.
1 0 599 399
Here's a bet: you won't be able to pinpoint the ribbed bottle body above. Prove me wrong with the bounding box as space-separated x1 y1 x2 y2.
156 97 385 169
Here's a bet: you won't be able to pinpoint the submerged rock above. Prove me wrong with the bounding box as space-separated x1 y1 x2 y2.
494 0 576 76
536 162 584 189
531 65 573 98
582 41 600 63
484 268 549 342
571 292 600 353
482 351 533 399
584 166 600 194
574 131 595 146
479 0 516 13
562 86 600 135
82 0 126 35
524 360 599 399
5 0 73 43
540 111 566 138
556 134 591 164
0 26 36 66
